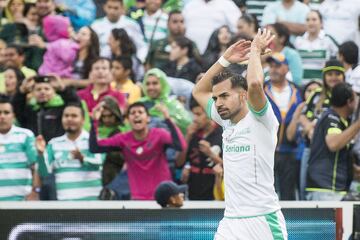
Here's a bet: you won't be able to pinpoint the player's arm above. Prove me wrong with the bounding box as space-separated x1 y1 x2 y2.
247 29 274 111
192 40 251 110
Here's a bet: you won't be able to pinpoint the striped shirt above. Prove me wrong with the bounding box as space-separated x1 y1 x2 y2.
246 0 276 24
294 30 338 83
143 9 168 44
0 126 37 201
43 131 103 201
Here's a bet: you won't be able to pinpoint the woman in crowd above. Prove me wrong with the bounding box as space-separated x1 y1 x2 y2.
236 13 258 40
202 26 233 71
4 66 24 99
108 28 144 82
73 26 100 80
294 10 338 84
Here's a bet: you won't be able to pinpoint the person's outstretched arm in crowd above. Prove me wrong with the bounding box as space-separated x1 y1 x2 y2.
192 39 251 110
326 118 360 152
155 104 187 152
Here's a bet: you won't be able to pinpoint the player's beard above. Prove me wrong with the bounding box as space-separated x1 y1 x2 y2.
218 107 241 120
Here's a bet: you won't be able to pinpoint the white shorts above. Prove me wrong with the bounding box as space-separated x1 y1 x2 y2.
214 211 288 240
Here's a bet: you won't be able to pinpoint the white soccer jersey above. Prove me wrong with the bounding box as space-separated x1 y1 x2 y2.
206 99 281 217
294 30 338 82
43 131 103 200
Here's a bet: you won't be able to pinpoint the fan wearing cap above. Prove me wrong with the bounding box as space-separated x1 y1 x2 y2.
306 82 360 200
300 60 345 143
155 181 187 208
13 75 80 143
264 52 303 200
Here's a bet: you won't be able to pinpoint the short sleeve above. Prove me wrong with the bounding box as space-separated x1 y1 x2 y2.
25 133 38 165
324 117 343 136
248 100 279 132
206 98 224 126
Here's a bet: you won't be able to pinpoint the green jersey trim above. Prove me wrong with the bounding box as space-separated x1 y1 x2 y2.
265 212 285 240
248 100 269 117
206 98 214 119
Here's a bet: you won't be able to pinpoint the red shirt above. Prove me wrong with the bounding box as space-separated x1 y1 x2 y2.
77 84 126 113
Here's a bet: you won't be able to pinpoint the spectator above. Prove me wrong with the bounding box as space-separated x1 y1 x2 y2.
139 68 192 134
264 53 303 200
23 3 40 34
294 10 338 84
0 0 9 29
163 36 202 83
13 75 80 142
202 26 233 72
90 101 187 200
286 79 322 200
299 60 345 199
155 181 186 208
77 57 127 114
306 82 360 200
183 0 241 54
55 0 96 31
4 66 24 99
4 0 25 23
136 0 168 44
236 13 259 40
89 96 129 200
38 15 79 78
72 26 100 80
176 98 222 200
262 0 310 43
319 0 360 45
0 94 40 201
91 0 148 62
146 10 200 70
36 103 104 200
338 41 359 84
35 0 56 19
267 23 303 86
0 44 36 93
111 56 142 104
108 28 144 82
245 0 275 25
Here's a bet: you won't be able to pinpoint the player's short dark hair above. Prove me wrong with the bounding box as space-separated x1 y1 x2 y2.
339 41 359 65
64 102 85 118
212 69 248 91
330 82 354 107
127 102 149 116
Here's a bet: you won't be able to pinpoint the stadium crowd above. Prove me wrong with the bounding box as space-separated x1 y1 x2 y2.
0 0 360 203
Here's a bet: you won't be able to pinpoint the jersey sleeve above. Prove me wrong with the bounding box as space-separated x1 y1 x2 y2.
324 115 343 135
206 98 224 127
24 132 38 165
248 100 279 132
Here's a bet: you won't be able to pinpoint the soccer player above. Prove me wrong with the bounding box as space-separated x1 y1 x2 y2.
192 29 288 239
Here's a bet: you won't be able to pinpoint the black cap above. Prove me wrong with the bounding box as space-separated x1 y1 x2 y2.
33 75 53 84
154 181 187 207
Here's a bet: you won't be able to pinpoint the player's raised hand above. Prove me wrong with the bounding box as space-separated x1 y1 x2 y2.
223 39 252 64
35 135 46 154
251 28 275 53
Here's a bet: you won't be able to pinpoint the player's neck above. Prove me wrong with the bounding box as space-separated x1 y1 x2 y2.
230 107 249 124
